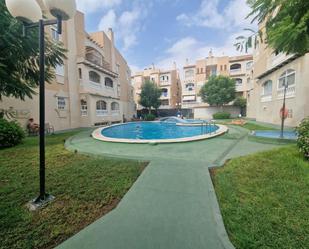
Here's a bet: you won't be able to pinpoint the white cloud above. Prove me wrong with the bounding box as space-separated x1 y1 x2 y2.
76 0 122 14
98 2 149 51
155 32 251 72
98 10 116 31
176 0 252 29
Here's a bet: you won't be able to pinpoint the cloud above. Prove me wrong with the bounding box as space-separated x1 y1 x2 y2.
77 0 122 14
155 32 251 71
176 0 252 29
98 10 117 31
98 2 150 51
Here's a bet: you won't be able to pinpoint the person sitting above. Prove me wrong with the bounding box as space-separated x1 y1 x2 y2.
27 118 39 135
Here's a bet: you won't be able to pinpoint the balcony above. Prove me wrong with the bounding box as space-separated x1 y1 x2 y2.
277 86 296 99
96 110 108 116
160 80 171 86
261 94 272 102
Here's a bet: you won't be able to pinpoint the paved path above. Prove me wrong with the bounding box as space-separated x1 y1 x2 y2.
57 126 285 249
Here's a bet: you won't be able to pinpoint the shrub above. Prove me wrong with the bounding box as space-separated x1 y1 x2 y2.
143 113 156 121
213 112 231 119
0 118 25 148
296 117 309 159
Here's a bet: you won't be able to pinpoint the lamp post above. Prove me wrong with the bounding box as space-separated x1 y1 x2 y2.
5 0 76 208
280 82 288 139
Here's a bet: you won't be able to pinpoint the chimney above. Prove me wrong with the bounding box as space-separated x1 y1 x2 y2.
152 63 155 70
173 61 177 70
185 58 189 65
209 49 213 58
107 28 116 72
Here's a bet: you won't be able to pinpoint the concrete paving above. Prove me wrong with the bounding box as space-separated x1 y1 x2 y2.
57 126 286 249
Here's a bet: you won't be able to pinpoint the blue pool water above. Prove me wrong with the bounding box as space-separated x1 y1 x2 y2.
102 122 219 140
254 130 297 140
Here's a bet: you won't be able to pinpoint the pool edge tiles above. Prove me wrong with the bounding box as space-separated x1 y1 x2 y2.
92 123 228 144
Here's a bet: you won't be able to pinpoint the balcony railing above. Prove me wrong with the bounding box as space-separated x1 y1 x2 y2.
261 94 272 102
277 86 296 99
96 110 108 116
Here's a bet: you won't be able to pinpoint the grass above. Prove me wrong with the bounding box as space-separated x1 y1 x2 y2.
211 146 309 249
0 131 146 249
241 122 276 131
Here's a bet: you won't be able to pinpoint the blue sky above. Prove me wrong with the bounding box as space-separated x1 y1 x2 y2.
76 0 256 72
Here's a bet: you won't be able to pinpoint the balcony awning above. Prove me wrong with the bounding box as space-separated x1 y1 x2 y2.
183 95 196 101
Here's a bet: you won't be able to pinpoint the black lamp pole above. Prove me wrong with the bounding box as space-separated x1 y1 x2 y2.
25 17 62 204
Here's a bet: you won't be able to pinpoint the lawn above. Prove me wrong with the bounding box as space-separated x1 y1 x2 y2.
241 122 276 131
0 131 146 249
211 146 309 249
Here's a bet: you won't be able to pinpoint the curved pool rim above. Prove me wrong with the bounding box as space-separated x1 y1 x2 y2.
92 122 228 144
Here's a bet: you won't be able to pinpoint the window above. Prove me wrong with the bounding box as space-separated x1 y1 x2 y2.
51 27 59 41
55 64 64 76
80 99 87 116
105 77 113 88
57 97 66 110
278 69 295 89
89 71 100 83
224 65 227 70
220 65 223 71
262 80 272 96
161 88 168 97
78 68 82 79
111 102 120 111
235 78 243 85
230 63 241 71
185 69 194 78
96 100 107 116
200 68 203 73
246 61 253 70
185 83 195 91
197 68 199 74
161 99 169 106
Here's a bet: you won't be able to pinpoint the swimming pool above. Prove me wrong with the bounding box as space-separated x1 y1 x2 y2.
92 121 228 143
253 130 297 140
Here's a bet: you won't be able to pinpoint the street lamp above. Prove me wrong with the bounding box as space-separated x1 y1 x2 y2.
5 0 76 209
280 82 288 138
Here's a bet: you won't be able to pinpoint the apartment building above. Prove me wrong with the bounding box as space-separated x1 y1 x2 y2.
182 53 253 111
132 64 182 110
247 23 309 126
1 10 135 131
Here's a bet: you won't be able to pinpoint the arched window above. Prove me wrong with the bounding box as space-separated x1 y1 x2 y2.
89 71 100 83
111 102 120 111
262 80 272 96
161 88 168 97
185 69 194 78
96 100 107 116
105 77 113 88
235 78 242 85
230 63 241 71
278 69 295 89
185 83 194 91
80 99 87 116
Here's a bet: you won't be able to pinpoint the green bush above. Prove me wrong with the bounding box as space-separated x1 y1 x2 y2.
143 113 156 121
0 118 25 148
213 112 231 119
296 117 309 159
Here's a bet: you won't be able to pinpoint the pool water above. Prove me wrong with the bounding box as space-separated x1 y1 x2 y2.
254 130 297 140
102 122 219 140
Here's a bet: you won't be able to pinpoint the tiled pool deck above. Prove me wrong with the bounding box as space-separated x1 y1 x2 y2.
58 125 289 249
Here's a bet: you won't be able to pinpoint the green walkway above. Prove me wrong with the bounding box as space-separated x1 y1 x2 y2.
57 126 287 249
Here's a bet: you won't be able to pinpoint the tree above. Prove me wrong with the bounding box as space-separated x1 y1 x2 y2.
199 75 236 109
0 0 66 100
235 0 309 55
233 96 247 116
139 80 162 113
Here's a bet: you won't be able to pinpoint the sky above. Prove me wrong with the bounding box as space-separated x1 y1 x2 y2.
76 0 257 73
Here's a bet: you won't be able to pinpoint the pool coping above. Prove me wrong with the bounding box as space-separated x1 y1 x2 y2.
92 122 228 144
